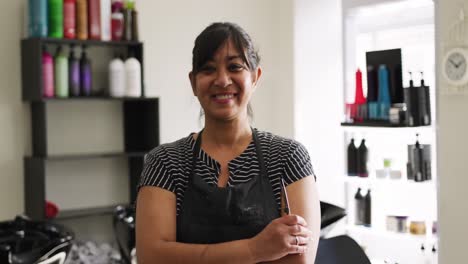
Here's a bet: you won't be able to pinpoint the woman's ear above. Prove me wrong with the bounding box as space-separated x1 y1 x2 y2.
189 72 197 96
252 66 262 88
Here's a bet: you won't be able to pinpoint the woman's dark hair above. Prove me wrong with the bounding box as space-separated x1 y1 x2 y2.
192 22 260 74
192 22 260 120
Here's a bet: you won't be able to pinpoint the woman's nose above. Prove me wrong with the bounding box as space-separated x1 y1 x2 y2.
214 69 232 88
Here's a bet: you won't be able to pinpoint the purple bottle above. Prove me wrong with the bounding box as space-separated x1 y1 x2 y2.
80 45 92 96
42 47 54 98
69 45 80 96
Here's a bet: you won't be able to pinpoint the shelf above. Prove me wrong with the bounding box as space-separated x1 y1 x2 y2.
25 96 159 103
344 175 434 185
23 37 142 47
26 152 147 161
54 204 125 220
341 121 431 128
343 175 435 192
21 38 146 101
346 225 438 242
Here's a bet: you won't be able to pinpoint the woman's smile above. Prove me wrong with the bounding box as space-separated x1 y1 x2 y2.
212 93 238 104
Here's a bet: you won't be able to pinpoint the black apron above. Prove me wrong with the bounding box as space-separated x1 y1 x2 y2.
176 129 280 244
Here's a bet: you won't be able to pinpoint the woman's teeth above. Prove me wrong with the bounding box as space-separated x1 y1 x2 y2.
215 94 234 99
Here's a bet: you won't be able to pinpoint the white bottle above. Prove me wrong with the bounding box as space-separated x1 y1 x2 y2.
109 55 125 97
100 0 111 41
125 55 141 97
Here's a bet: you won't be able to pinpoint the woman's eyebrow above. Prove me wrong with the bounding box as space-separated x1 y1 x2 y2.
226 55 242 61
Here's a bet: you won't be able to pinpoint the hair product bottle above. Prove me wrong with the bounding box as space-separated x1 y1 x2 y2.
111 1 124 40
125 53 141 97
42 47 55 98
109 54 126 97
357 138 368 177
123 0 133 41
378 64 391 120
80 46 92 96
130 1 138 41
364 189 372 226
347 137 358 176
48 0 64 38
418 72 431 125
28 0 48 37
76 0 88 40
69 45 80 96
100 0 111 41
88 0 101 40
367 65 378 119
54 46 69 98
63 0 76 39
354 68 366 121
354 188 364 225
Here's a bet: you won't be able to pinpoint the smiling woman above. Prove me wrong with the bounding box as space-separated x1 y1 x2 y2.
190 38 259 123
191 23 258 121
136 22 320 264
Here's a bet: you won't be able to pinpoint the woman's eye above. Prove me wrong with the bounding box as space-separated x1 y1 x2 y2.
200 65 216 73
229 64 245 71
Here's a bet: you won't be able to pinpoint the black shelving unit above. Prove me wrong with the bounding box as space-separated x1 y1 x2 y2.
21 38 159 220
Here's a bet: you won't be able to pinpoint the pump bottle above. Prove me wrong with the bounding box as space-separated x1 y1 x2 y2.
125 53 141 97
109 54 125 97
69 45 80 96
55 46 69 98
42 47 54 98
80 46 92 96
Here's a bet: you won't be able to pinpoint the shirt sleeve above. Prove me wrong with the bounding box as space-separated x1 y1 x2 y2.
283 141 316 185
137 146 176 194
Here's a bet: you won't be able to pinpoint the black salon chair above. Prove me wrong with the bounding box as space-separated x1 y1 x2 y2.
317 202 371 263
316 235 371 264
0 215 74 264
320 201 347 229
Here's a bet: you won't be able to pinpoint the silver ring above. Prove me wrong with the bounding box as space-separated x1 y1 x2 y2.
295 235 299 246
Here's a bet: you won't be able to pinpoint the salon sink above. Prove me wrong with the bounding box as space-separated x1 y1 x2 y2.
0 215 74 264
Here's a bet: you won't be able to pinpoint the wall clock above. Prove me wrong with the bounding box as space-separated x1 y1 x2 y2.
442 47 468 86
442 6 468 94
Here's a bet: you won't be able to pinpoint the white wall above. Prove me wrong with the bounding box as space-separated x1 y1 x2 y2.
293 0 345 206
0 0 29 221
435 0 468 262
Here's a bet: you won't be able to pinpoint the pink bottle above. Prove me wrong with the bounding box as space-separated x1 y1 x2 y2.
42 48 55 98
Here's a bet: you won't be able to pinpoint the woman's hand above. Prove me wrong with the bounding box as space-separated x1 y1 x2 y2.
247 214 313 263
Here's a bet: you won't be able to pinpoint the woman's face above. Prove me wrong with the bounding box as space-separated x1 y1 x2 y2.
190 40 261 123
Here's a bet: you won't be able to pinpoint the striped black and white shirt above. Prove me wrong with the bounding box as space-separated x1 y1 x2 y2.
138 129 315 215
